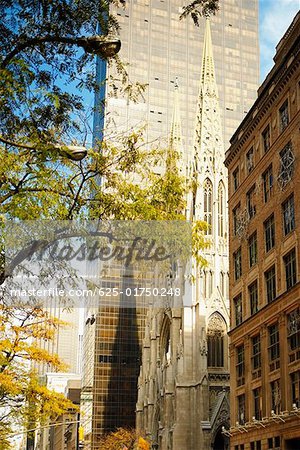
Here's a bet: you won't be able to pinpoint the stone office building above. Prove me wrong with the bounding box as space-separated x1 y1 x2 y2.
224 12 300 450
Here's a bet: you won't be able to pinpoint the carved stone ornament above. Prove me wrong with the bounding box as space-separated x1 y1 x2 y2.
288 308 300 336
207 313 226 337
200 339 208 356
277 143 295 190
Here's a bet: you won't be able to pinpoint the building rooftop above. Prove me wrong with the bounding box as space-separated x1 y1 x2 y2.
225 11 300 166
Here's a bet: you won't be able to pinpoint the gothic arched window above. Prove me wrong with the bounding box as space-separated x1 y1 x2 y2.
160 316 171 365
207 313 226 368
203 178 213 235
203 270 213 299
218 181 225 237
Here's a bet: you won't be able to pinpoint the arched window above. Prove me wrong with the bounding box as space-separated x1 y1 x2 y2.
218 182 225 237
203 270 213 298
207 313 226 368
204 178 213 235
160 316 171 365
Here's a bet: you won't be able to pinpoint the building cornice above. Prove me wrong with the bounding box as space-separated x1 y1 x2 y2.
225 34 300 168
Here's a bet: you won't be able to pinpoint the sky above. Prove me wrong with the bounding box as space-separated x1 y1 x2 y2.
259 0 300 81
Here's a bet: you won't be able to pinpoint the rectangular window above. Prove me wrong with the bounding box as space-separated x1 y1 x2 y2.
268 437 280 449
279 99 289 132
236 345 245 386
246 147 254 173
234 293 242 326
252 334 261 372
253 387 262 420
263 165 273 202
291 371 300 408
233 204 240 236
249 281 258 315
265 265 276 303
247 185 256 219
284 248 296 290
268 323 280 370
234 248 242 280
248 232 257 267
271 379 281 414
282 195 295 235
264 214 275 252
237 393 245 424
262 124 270 153
287 308 300 355
233 167 239 192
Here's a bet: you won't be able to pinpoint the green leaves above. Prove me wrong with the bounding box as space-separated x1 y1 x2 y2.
180 0 219 25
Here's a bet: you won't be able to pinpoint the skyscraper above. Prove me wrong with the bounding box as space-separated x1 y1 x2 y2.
105 0 259 153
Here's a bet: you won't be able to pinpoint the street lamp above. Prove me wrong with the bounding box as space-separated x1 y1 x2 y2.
77 35 121 58
57 145 88 161
0 134 88 162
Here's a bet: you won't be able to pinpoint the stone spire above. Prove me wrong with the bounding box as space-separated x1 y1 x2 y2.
193 19 224 171
169 77 182 153
168 77 183 170
200 18 218 96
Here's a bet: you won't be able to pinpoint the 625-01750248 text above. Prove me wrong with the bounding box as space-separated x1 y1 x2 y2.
97 287 181 297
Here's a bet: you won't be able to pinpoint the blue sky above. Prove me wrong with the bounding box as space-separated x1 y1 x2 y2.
259 0 300 81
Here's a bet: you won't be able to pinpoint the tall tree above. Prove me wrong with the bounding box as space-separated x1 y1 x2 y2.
0 1 215 445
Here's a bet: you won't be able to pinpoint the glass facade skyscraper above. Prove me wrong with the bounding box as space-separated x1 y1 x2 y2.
105 0 259 153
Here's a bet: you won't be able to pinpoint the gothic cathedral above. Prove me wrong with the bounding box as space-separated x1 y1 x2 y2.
137 19 230 450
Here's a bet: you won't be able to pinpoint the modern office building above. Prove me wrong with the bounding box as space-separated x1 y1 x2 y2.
105 0 259 154
35 305 81 375
225 12 300 450
80 263 152 449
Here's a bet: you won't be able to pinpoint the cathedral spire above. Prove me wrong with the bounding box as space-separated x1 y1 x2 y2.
193 18 224 169
169 77 182 154
200 18 218 97
168 77 183 170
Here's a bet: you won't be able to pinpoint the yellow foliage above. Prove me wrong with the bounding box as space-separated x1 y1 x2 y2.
0 305 76 447
0 372 21 395
97 428 150 450
137 437 150 450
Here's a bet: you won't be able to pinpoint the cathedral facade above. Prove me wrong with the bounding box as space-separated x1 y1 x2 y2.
136 20 230 450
